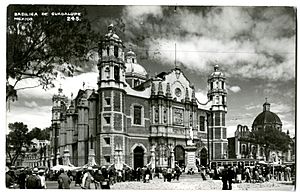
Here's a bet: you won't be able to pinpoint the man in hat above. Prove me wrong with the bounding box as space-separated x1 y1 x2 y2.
82 167 94 189
26 168 42 189
58 168 71 189
18 168 27 189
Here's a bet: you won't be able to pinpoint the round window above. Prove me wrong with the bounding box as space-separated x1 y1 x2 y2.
175 88 182 97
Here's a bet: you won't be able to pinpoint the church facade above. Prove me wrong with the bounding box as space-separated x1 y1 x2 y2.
49 25 228 170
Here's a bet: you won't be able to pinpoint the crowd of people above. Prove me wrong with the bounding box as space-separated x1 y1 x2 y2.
207 163 294 190
6 167 47 189
5 162 294 190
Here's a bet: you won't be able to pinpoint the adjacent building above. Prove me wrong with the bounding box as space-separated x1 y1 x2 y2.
49 24 228 170
227 101 293 164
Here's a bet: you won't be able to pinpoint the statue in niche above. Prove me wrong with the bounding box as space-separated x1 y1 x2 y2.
163 107 167 123
155 107 159 123
151 82 155 95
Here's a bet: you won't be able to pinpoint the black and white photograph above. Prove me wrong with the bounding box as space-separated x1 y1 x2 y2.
5 3 296 190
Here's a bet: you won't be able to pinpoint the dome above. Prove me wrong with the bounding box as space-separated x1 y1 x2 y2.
252 101 282 129
125 63 148 78
209 64 225 78
125 49 136 57
252 111 282 127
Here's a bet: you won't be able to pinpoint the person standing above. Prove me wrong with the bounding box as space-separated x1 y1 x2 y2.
6 168 14 188
75 170 82 186
26 168 42 189
82 167 94 189
221 165 228 190
175 164 182 181
18 168 27 189
38 170 47 189
286 166 291 181
228 166 235 190
58 168 71 189
166 168 172 182
245 168 251 183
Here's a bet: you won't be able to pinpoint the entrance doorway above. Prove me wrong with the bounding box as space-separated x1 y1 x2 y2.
200 148 208 166
133 146 144 170
174 146 185 167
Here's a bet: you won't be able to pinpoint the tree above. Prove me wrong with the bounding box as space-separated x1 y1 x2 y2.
28 127 50 140
7 5 99 101
251 126 292 161
6 122 32 165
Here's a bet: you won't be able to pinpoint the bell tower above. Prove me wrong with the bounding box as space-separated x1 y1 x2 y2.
98 24 126 89
207 64 228 159
97 24 127 166
51 87 68 165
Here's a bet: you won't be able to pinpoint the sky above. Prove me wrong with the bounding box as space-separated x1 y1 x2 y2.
6 5 296 138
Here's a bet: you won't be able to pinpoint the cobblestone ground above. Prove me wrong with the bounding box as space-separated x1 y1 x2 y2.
110 174 295 191
46 174 295 190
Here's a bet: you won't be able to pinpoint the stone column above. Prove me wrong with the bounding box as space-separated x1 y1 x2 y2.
150 145 156 169
88 149 96 167
50 153 54 168
170 147 175 169
56 152 60 165
115 146 123 170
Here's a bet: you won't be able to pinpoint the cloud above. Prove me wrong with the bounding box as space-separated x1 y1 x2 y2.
24 101 38 108
124 6 163 19
6 105 52 132
195 90 208 103
120 6 295 81
228 86 241 93
245 104 260 110
7 71 99 132
227 125 237 138
271 103 293 114
16 71 98 101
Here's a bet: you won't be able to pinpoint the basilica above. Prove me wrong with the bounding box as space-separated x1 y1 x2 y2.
49 24 228 170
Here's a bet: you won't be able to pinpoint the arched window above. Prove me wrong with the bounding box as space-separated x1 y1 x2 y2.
99 48 102 58
114 46 118 57
199 116 205 131
259 147 264 157
107 47 110 56
132 58 135 63
105 67 110 78
114 66 120 81
134 79 140 87
242 145 246 155
133 106 142 125
216 96 220 104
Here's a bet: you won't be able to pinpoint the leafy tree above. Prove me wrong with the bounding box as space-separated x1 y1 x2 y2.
7 5 99 101
251 126 292 161
6 122 32 165
28 127 50 140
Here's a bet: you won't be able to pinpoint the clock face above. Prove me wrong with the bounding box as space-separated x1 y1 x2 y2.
175 88 182 97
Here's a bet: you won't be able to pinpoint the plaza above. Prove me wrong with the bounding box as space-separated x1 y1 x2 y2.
45 173 294 190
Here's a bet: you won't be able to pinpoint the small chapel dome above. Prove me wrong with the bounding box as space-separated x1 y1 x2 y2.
125 49 148 79
252 101 282 130
125 63 148 78
125 49 136 57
